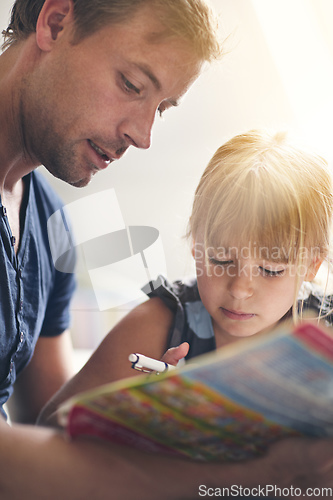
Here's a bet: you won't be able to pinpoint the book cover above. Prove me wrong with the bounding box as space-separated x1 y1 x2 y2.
58 321 333 462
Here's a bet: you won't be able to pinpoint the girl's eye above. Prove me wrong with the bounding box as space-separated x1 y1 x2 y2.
260 267 285 277
209 257 233 267
121 75 140 95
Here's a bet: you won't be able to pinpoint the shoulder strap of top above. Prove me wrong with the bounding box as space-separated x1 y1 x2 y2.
142 275 199 347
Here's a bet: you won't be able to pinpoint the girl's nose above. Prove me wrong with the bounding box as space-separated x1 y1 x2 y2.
228 268 254 300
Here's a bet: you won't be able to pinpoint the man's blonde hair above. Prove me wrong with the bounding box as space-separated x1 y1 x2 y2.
2 0 222 63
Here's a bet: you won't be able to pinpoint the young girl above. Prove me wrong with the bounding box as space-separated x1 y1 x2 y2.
41 129 333 402
143 129 333 361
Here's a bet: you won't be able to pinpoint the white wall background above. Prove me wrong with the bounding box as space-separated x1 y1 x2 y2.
1 0 333 347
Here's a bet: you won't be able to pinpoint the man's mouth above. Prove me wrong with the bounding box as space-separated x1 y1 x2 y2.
88 140 111 162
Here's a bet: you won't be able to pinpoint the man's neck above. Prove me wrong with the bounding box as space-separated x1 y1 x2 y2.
0 40 39 194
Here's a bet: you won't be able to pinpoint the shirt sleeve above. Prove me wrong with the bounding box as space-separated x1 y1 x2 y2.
302 292 333 326
40 268 76 337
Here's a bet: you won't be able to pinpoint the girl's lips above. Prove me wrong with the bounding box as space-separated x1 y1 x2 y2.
221 308 255 321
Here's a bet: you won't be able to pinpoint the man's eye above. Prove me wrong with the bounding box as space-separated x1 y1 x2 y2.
157 103 169 118
121 75 140 95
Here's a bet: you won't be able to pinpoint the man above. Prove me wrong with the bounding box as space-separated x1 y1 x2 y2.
0 0 219 424
0 1 332 499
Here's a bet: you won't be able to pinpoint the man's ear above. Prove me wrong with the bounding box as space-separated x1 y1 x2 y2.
305 256 324 281
36 0 74 51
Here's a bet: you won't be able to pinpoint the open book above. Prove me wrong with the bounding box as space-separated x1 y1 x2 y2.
58 321 333 462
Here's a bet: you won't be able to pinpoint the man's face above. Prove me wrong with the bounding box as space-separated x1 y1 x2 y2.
22 8 201 187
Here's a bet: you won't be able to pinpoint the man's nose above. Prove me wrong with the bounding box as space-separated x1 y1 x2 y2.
120 109 155 150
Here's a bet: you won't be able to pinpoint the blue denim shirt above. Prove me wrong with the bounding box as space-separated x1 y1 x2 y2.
0 171 76 418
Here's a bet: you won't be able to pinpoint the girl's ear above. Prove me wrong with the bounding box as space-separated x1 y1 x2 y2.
191 240 195 259
305 256 324 281
36 0 74 51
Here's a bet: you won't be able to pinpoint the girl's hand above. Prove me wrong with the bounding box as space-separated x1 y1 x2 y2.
161 342 189 366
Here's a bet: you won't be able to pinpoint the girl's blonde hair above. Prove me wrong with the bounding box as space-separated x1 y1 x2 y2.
188 130 333 321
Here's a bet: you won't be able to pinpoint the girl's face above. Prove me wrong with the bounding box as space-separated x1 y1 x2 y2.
193 240 320 347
